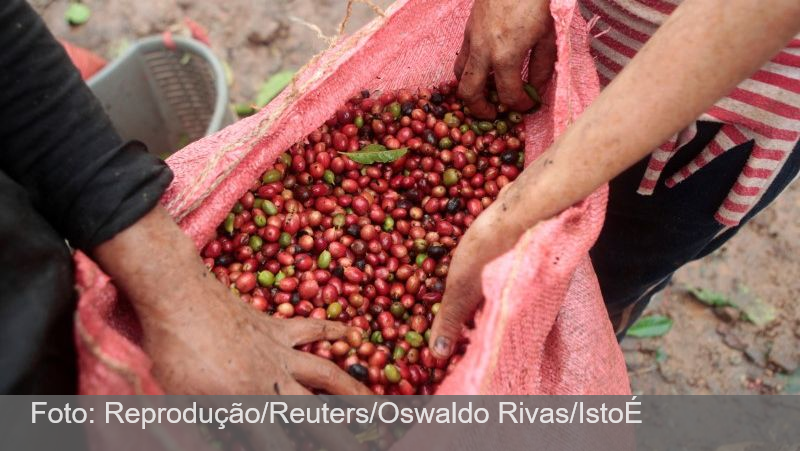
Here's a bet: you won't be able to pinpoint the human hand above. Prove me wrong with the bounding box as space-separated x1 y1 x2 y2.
138 275 372 396
455 0 555 118
93 206 372 449
428 184 527 358
92 206 372 396
140 277 374 450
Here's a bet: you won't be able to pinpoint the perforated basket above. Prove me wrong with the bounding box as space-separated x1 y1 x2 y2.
87 35 234 158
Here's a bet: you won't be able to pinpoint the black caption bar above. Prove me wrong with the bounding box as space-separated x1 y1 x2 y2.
3 396 800 451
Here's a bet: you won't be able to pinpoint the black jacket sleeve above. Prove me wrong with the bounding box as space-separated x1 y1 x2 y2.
0 0 173 250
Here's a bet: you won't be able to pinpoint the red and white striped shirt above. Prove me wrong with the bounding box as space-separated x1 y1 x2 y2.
579 0 800 226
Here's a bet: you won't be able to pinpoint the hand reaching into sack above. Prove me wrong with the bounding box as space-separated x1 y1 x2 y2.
428 182 524 358
92 206 372 396
432 0 800 359
454 0 555 119
430 0 559 359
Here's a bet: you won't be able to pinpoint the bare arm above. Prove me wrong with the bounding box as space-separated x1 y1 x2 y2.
92 206 372 397
502 0 800 232
431 0 800 357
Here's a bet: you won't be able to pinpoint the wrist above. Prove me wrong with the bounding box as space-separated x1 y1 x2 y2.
92 206 213 320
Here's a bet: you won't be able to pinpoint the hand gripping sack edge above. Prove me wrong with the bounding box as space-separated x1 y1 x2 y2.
73 0 630 395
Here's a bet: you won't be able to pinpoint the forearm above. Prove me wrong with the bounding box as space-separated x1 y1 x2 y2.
499 0 800 235
90 206 213 330
432 0 800 355
90 205 373 398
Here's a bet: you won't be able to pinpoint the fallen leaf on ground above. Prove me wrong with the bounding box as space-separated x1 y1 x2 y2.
733 286 776 328
65 3 91 26
627 315 673 338
255 70 295 107
688 286 734 307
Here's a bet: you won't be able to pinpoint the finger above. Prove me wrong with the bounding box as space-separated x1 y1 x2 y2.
289 351 379 411
457 49 496 119
528 25 557 93
280 318 350 346
290 351 374 396
454 35 470 80
429 267 483 358
454 14 473 80
493 52 535 112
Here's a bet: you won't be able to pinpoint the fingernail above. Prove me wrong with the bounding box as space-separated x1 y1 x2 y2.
433 336 452 356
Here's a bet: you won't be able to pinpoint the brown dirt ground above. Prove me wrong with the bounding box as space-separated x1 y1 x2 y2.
33 0 799 394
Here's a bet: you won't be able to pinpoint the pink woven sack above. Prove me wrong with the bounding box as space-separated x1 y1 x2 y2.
74 0 630 395
61 40 107 81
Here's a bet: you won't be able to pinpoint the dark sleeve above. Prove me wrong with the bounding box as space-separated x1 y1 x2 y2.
0 0 173 250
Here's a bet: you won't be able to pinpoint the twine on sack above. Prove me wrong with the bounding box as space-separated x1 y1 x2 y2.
338 0 387 35
289 0 387 44
586 15 610 39
289 16 336 45
165 0 387 221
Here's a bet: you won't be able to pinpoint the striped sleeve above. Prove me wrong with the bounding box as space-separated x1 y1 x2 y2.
580 0 800 226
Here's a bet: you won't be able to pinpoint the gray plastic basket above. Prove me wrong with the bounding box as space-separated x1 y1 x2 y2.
87 35 235 158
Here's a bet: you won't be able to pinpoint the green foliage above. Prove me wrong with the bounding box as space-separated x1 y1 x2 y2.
255 70 295 107
688 287 733 307
65 3 91 26
627 315 673 338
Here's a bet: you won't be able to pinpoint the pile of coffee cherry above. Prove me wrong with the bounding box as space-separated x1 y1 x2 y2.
202 81 525 395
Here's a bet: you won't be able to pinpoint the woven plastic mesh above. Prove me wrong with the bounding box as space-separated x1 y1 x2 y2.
143 48 218 144
74 0 629 396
